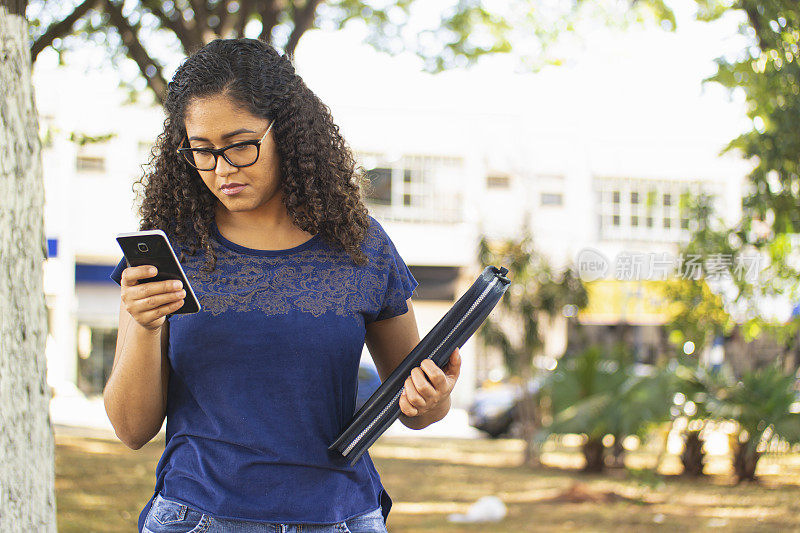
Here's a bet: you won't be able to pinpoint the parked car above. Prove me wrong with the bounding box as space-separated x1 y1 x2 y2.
468 378 544 438
355 361 382 412
468 384 519 438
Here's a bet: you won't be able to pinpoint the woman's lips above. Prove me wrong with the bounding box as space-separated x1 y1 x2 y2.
221 185 246 195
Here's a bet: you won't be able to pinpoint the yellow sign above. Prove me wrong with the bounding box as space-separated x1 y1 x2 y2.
578 280 671 325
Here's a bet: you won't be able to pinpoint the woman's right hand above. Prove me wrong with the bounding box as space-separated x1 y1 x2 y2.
121 265 185 331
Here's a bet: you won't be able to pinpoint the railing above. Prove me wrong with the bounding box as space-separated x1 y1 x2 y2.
366 192 464 224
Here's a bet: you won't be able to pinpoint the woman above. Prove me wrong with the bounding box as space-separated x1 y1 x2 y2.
105 38 461 533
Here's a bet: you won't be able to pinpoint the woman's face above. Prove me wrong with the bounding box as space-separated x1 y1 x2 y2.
183 93 281 218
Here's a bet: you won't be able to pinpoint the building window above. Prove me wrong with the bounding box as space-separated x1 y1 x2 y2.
487 174 510 189
409 266 460 300
76 325 118 397
76 156 105 172
596 177 712 242
356 152 464 223
540 192 563 206
364 167 392 205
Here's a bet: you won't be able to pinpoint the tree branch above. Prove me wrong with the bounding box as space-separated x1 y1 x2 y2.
186 0 215 44
259 0 283 43
187 0 209 29
285 0 321 58
214 0 231 25
218 0 240 38
104 0 168 104
140 0 194 51
235 0 258 37
30 0 101 62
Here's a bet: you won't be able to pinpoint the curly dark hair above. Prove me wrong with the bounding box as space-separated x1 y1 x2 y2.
132 38 373 271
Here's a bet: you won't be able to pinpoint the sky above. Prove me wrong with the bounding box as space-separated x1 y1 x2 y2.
289 0 752 146
32 0 753 149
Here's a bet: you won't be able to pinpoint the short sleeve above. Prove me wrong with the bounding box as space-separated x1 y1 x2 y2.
109 256 128 286
371 218 419 323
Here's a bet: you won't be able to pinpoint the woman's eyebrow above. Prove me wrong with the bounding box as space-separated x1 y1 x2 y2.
189 128 256 141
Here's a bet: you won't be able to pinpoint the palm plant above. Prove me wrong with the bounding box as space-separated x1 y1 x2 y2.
710 363 800 482
669 363 732 476
539 343 673 473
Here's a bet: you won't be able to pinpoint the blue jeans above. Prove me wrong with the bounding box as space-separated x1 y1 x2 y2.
141 492 389 533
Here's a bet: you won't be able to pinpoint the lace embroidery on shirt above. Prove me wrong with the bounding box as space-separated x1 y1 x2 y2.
170 221 408 320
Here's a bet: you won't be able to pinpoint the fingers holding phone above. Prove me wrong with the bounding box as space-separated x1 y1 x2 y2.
121 265 186 330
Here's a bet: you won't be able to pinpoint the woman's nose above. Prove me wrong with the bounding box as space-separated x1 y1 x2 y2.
214 154 237 176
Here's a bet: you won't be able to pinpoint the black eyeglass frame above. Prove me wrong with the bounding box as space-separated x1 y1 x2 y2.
176 120 275 171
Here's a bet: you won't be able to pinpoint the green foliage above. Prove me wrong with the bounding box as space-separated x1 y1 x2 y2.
663 277 733 356
67 131 116 146
625 466 665 489
659 190 800 356
672 361 733 420
661 192 736 354
712 363 800 449
476 227 588 377
703 2 800 235
707 362 800 480
26 0 681 103
539 344 673 444
688 2 800 348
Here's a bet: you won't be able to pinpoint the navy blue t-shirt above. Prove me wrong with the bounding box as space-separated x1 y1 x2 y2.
109 214 418 530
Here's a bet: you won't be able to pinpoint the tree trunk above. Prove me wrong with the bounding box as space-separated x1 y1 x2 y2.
681 429 706 476
582 437 605 473
733 439 761 482
0 3 57 531
608 434 626 468
517 361 541 467
519 392 541 467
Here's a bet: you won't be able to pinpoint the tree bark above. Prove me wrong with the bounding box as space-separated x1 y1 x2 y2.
517 361 541 467
582 437 605 473
609 434 626 468
733 438 761 482
681 429 706 476
0 3 57 531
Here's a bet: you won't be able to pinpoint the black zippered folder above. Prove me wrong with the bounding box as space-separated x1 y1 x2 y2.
329 265 512 466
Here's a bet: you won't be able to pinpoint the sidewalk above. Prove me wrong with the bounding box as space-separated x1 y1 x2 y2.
49 385 125 440
50 387 482 440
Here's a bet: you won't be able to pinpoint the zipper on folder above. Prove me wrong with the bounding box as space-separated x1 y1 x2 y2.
341 274 503 457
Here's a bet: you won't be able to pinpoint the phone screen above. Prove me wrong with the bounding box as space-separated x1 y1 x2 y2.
115 229 201 314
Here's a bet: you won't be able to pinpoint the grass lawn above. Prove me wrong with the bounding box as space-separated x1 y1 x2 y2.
55 428 800 532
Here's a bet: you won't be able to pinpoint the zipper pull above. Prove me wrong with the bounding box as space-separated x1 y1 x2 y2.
495 266 510 284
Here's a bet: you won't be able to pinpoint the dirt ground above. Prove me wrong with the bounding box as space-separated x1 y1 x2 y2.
54 429 800 532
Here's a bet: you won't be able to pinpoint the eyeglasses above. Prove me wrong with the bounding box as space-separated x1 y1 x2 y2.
176 120 275 171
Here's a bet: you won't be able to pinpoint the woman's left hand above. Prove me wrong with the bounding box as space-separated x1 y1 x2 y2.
399 347 461 417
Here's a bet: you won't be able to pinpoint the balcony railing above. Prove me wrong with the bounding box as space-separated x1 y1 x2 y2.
366 192 463 224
